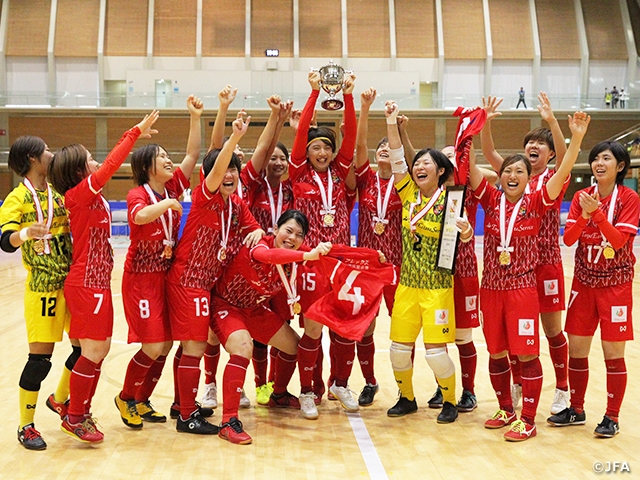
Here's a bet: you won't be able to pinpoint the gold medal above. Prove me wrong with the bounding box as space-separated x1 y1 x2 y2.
499 250 511 266
218 247 227 261
323 213 335 227
603 245 615 259
33 239 45 254
292 302 302 315
162 245 173 259
374 221 386 235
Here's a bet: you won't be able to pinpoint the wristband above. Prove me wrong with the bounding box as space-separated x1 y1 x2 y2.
389 147 408 174
19 228 30 242
386 116 397 125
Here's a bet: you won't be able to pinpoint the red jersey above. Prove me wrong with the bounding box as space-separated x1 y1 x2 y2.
65 127 141 289
166 182 260 291
289 89 356 246
124 169 189 273
355 161 402 267
528 168 568 266
474 177 554 291
240 161 294 233
566 184 639 288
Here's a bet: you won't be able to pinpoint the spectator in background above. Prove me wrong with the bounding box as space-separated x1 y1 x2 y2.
611 87 619 109
516 88 527 109
619 89 628 109
605 88 612 108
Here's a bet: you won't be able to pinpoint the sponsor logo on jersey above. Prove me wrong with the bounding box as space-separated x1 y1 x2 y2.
465 295 477 312
544 280 558 296
518 318 535 336
435 309 449 325
611 306 627 323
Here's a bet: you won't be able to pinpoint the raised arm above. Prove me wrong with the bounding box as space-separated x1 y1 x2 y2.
290 72 321 166
179 95 204 179
355 88 376 169
480 96 505 172
336 74 357 164
208 85 237 152
205 112 251 193
397 115 416 167
248 95 287 174
468 142 484 191
385 101 409 185
537 92 567 169
545 111 590 200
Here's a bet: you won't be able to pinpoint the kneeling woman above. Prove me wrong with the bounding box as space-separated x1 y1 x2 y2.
211 210 331 445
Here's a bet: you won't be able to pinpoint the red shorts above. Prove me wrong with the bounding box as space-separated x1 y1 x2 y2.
480 287 540 356
65 284 114 341
565 279 634 342
535 262 565 313
122 271 172 344
269 289 293 323
210 296 285 346
454 275 480 329
166 282 211 342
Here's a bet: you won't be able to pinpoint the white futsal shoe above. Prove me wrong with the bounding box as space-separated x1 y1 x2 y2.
199 382 218 409
550 388 570 415
329 382 359 413
299 392 319 420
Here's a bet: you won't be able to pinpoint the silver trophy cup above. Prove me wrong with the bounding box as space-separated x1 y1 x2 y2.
312 61 353 110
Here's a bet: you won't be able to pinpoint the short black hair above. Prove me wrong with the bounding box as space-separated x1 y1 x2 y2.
131 144 164 186
499 154 532 177
588 141 630 185
276 209 309 237
202 148 242 177
8 136 46 177
412 148 454 187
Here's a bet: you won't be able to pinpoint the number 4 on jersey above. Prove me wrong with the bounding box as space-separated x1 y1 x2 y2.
338 271 365 315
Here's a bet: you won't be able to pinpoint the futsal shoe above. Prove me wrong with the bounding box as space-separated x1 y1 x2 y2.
484 409 517 429
46 393 69 419
437 401 459 424
456 390 478 412
60 416 104 443
427 387 443 409
547 407 586 427
136 401 167 423
504 419 537 442
299 392 319 420
199 382 218 409
550 388 570 415
170 402 214 419
594 415 620 438
114 394 143 429
176 411 219 435
18 424 47 450
358 383 379 406
268 391 300 409
219 417 252 445
256 382 274 406
239 389 251 409
387 396 418 417
329 383 359 412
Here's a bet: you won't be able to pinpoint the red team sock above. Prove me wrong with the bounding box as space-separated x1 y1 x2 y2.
173 346 183 405
357 334 377 385
203 343 220 385
68 356 97 424
457 341 477 394
121 350 153 400
605 358 627 419
136 355 167 403
333 333 356 388
252 341 269 387
313 339 325 394
568 356 589 414
489 356 513 412
222 355 250 423
85 360 103 417
268 346 279 383
547 332 569 390
520 357 543 425
273 351 297 395
328 330 336 388
177 354 201 419
510 355 522 385
298 334 321 393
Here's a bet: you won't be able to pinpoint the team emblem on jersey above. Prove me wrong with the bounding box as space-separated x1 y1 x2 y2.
518 318 535 336
611 306 627 323
465 295 477 312
544 280 558 296
435 309 449 325
519 205 527 217
433 204 444 216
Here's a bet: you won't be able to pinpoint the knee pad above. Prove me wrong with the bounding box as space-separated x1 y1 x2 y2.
455 328 473 345
65 345 82 371
390 342 413 372
19 354 52 391
425 347 455 379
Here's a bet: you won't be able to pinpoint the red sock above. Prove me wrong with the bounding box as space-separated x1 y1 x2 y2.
136 355 167 403
489 356 513 412
85 360 103 417
328 330 336 388
178 354 201 419
333 333 356 387
510 355 522 385
313 338 325 393
203 343 220 385
357 335 376 385
298 334 320 393
568 357 589 413
121 350 153 400
268 346 279 383
173 346 183 405
273 351 297 395
520 357 543 425
222 355 250 423
547 332 568 390
605 358 627 419
68 356 97 424
457 341 477 394
252 341 269 387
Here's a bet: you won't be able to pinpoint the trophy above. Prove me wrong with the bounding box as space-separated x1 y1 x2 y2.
312 61 353 110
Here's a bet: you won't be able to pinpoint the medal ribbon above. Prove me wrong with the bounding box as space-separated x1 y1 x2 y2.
23 178 54 255
143 184 174 249
409 187 443 234
372 173 394 227
498 193 523 255
275 263 299 315
313 170 335 217
264 178 283 234
597 184 618 248
219 198 233 253
524 168 549 194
